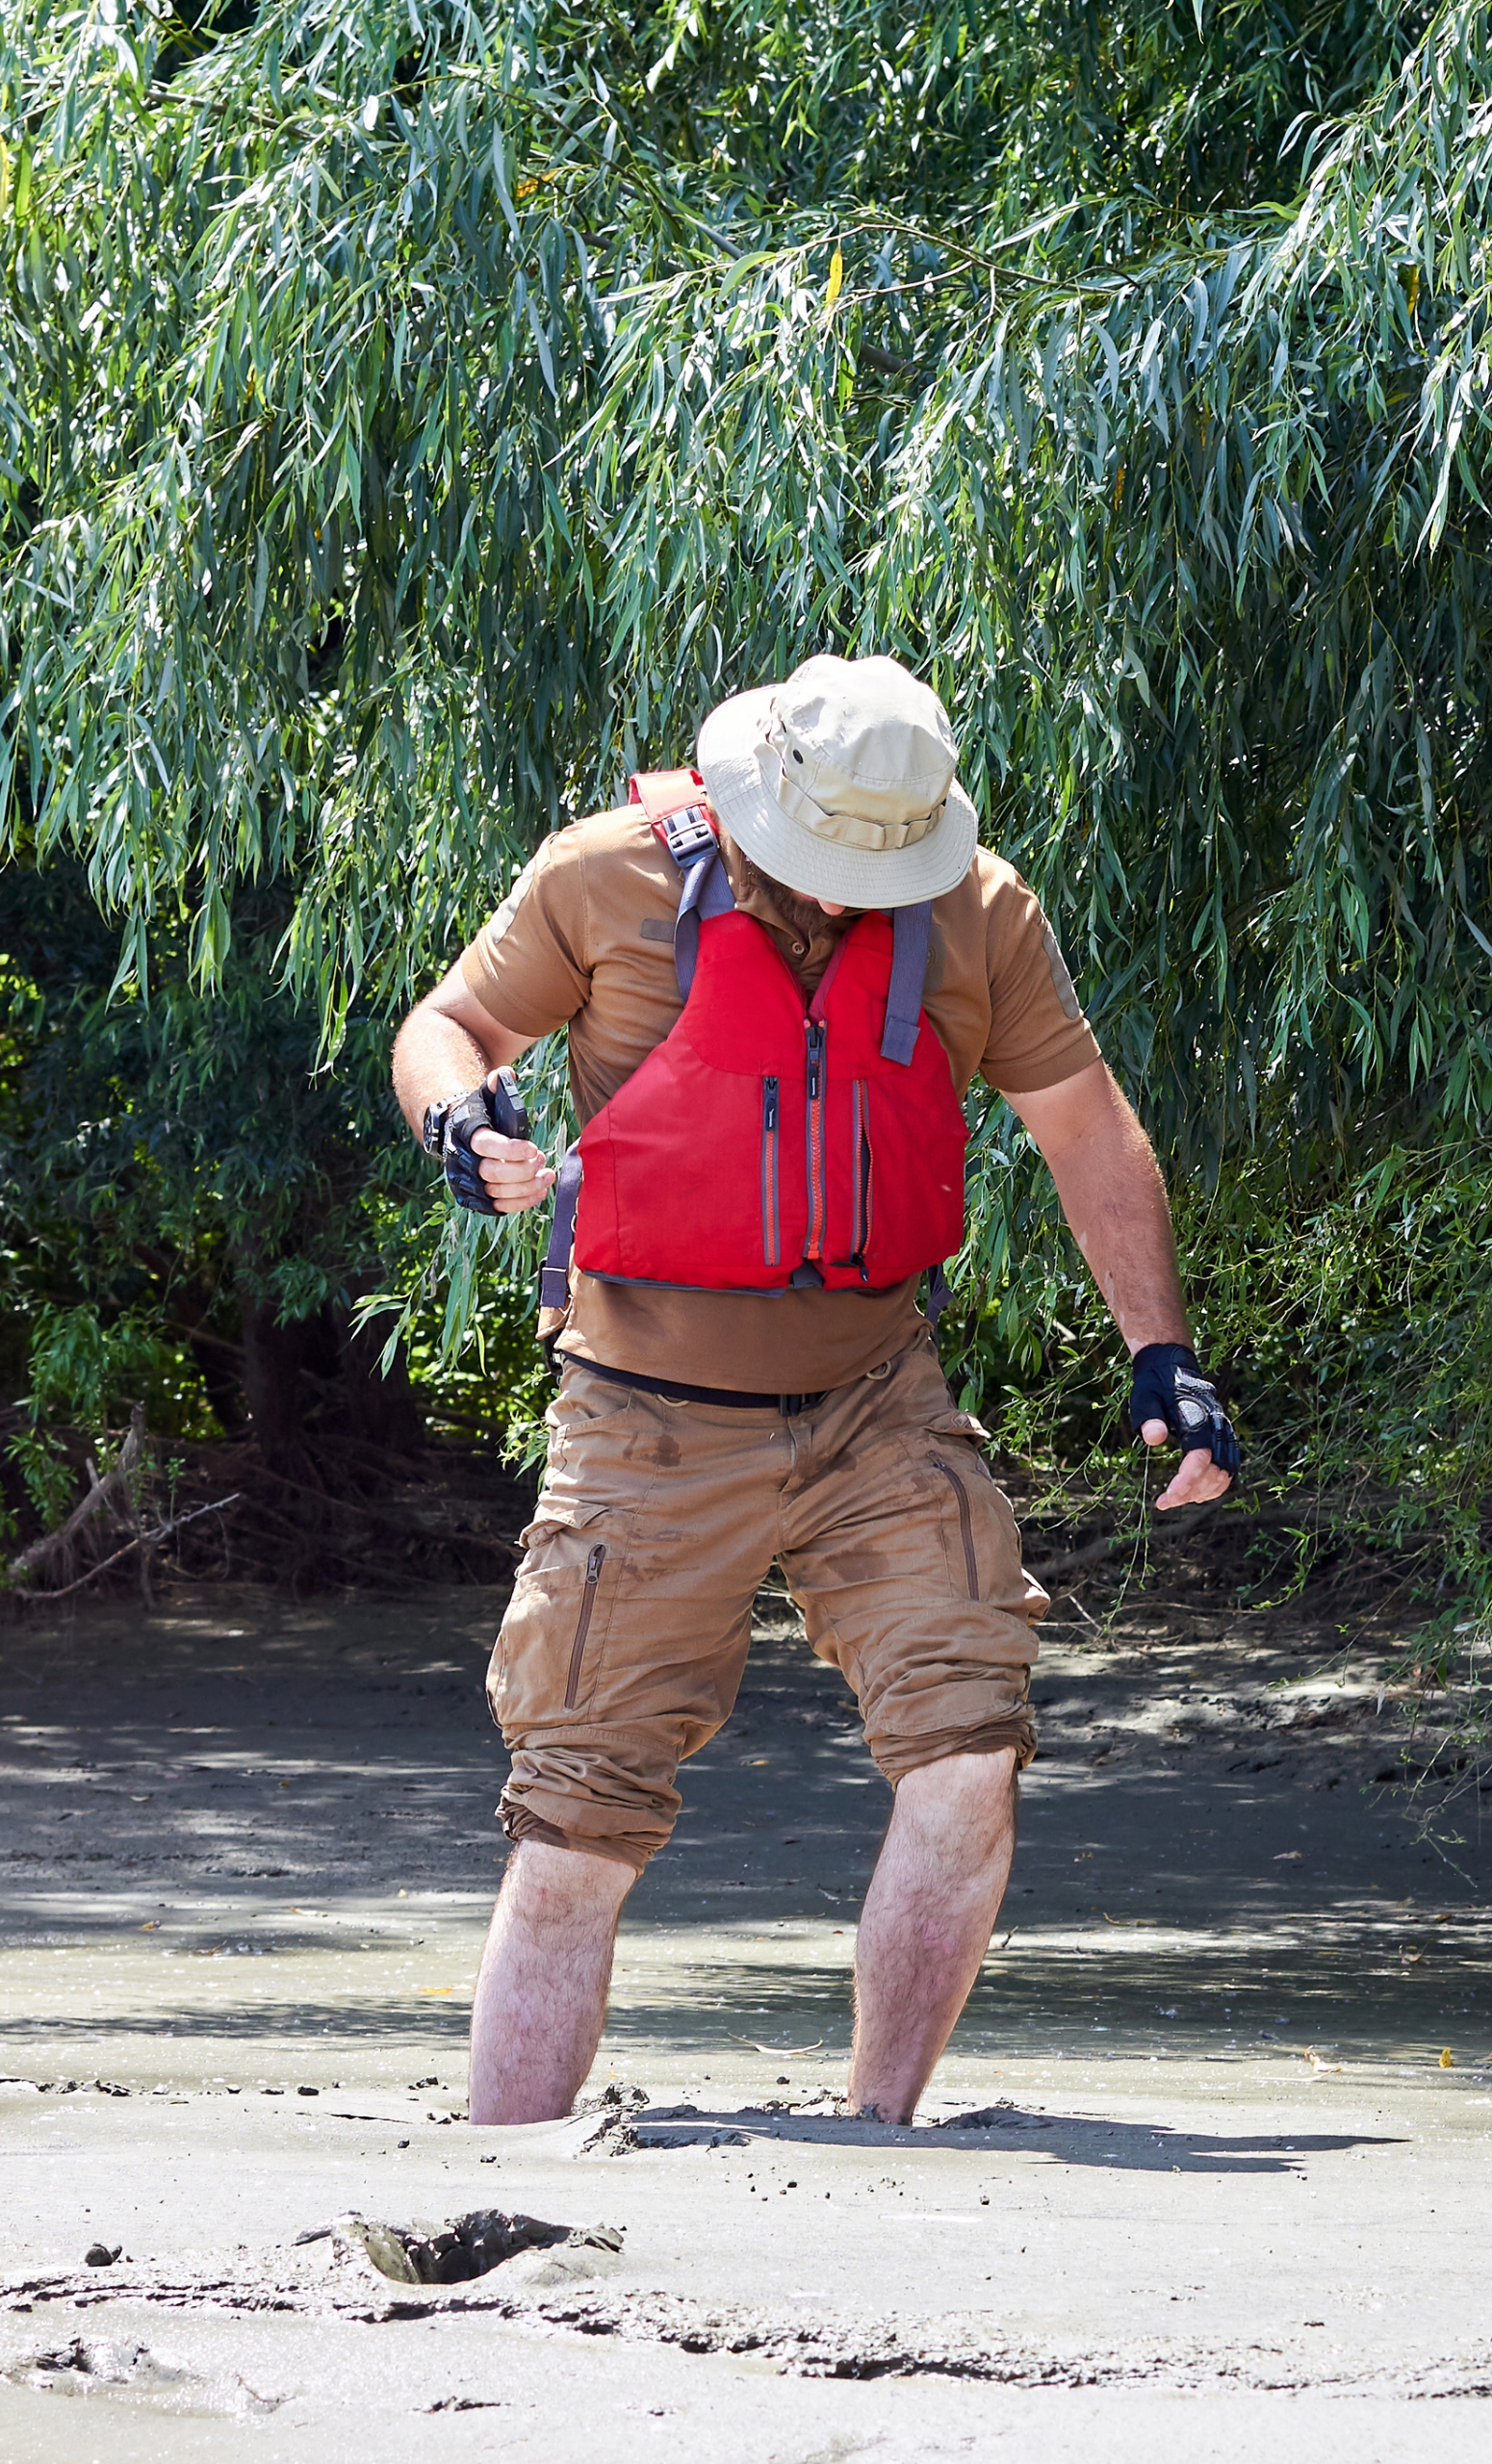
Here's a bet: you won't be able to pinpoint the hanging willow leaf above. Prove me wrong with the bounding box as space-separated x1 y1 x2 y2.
0 0 1487 1455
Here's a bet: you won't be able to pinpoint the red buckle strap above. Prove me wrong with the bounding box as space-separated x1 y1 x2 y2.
630 768 719 865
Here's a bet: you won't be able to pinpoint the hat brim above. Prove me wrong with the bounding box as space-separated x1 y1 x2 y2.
697 685 979 910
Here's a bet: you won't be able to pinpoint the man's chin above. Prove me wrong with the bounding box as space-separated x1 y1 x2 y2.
743 858 865 941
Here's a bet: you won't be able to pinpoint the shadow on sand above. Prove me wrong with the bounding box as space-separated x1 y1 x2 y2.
630 2099 1404 2174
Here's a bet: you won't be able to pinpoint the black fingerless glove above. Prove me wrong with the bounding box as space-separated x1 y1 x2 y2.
436 1072 530 1217
1128 1344 1241 1477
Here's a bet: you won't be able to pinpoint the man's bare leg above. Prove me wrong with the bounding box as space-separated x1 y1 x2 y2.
469 1841 633 2124
848 1749 1017 2123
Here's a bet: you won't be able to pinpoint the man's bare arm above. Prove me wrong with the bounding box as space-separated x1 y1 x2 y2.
392 966 555 1214
1002 1058 1230 1508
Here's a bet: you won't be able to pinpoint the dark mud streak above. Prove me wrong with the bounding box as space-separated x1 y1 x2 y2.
2 2268 1486 2395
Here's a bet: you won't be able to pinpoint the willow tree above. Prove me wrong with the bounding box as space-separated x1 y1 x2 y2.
2 1 1489 1549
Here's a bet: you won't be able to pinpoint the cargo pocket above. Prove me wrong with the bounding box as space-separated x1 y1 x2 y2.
928 1453 980 1599
489 1501 618 1731
564 1536 607 1708
544 1373 634 1482
919 1407 998 1604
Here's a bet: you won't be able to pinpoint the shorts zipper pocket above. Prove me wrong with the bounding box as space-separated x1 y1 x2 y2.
760 1076 781 1268
930 1455 978 1599
563 1542 606 1708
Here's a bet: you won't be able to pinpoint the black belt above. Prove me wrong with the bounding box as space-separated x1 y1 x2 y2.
561 1354 828 1415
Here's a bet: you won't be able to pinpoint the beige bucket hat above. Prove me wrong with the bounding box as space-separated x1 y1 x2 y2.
696 653 979 909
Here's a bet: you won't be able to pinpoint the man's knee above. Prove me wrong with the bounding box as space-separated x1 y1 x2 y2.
871 1713 1036 1789
502 1808 656 1881
499 1732 682 1874
895 1744 1017 1810
502 1835 637 1911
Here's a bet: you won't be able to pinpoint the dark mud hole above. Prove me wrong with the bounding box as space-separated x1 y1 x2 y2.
338 2210 620 2286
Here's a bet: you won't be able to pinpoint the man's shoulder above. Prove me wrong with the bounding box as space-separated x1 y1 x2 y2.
552 802 650 852
542 803 681 890
933 845 1036 926
519 801 689 960
968 845 1032 902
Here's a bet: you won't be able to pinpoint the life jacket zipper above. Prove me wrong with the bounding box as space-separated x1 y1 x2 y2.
760 1076 781 1268
930 1456 978 1599
804 1021 826 1262
851 1077 871 1279
563 1543 606 1708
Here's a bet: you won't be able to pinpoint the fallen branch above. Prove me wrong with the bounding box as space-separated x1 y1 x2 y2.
1023 1496 1236 1582
1026 1529 1125 1583
12 1494 241 1604
7 1406 147 1589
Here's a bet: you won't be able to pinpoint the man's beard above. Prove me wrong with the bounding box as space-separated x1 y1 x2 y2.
741 857 862 945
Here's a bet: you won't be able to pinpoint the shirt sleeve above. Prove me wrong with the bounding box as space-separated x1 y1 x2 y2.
979 867 1102 1094
457 828 592 1037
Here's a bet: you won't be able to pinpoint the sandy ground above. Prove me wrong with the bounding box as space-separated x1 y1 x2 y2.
1 1574 1489 2460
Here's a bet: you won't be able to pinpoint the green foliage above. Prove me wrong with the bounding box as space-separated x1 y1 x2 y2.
0 852 440 1511
0 858 421 1317
949 1126 1492 1582
2 1300 170 1524
22 1301 167 1435
0 0 1486 1593
4 0 1488 1144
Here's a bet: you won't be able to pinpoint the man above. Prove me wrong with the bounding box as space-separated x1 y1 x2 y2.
393 654 1238 2127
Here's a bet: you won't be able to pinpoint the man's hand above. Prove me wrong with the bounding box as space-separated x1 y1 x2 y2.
468 1087 556 1216
1004 1063 1239 1512
392 965 551 1215
1145 1441 1232 1511
1130 1343 1239 1510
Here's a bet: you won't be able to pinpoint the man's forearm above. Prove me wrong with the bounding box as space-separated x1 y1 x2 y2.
1009 1061 1233 1506
1007 1063 1191 1355
392 1006 494 1136
392 962 535 1138
391 972 552 1213
1054 1132 1192 1355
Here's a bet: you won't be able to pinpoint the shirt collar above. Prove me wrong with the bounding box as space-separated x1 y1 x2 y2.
718 830 851 971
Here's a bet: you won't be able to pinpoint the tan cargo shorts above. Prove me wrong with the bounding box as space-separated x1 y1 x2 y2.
488 1333 1047 1871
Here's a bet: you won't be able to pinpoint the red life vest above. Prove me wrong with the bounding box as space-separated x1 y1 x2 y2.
541 774 967 1303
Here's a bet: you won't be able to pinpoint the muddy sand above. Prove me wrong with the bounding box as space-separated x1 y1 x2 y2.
1 1569 1489 2460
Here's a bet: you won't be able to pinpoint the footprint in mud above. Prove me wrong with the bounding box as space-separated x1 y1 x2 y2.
5 2335 277 2417
333 2210 625 2294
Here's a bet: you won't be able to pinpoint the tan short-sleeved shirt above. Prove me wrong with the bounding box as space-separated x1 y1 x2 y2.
458 807 1100 1391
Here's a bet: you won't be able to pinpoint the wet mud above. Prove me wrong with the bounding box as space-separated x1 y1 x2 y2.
2 1578 1490 2458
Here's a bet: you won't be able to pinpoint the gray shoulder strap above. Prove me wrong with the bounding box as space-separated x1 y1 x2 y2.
647 800 736 997
882 902 932 1064
673 840 734 998
539 1142 584 1313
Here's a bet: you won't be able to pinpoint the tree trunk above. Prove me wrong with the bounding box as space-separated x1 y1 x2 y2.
238 1296 313 1472
335 1299 424 1455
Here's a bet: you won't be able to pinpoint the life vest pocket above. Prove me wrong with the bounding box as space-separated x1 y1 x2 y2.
826 1076 964 1288
803 1022 826 1262
760 1076 781 1269
851 1078 872 1272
